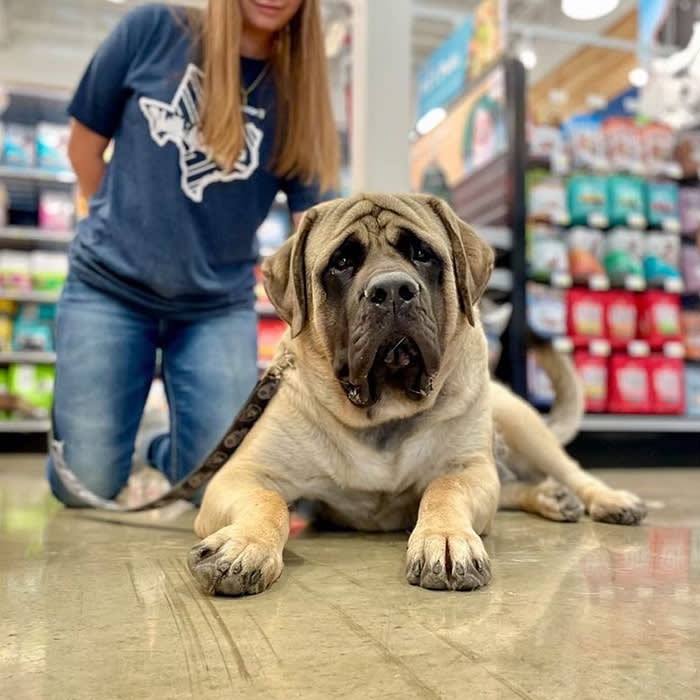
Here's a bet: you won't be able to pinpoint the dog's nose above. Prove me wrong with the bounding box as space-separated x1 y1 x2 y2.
365 272 419 307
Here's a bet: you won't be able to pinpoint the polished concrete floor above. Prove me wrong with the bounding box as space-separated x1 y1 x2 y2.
1 455 698 700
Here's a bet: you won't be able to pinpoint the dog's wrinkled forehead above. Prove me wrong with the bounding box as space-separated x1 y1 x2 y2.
305 194 450 256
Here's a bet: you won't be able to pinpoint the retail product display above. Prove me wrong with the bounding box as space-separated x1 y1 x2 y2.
681 245 700 293
567 176 608 227
35 122 71 172
527 225 568 281
607 350 651 414
643 231 681 287
603 228 644 285
568 227 605 282
637 290 682 348
645 181 680 230
566 287 605 344
574 350 608 413
605 291 637 348
679 186 700 235
527 282 565 338
607 175 645 228
480 297 512 371
527 171 568 224
680 311 700 360
603 117 643 174
38 190 75 231
1 123 35 168
685 365 700 416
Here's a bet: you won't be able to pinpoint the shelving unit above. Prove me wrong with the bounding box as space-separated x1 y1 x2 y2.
580 414 700 433
0 351 56 364
0 419 51 433
0 225 73 247
0 165 76 184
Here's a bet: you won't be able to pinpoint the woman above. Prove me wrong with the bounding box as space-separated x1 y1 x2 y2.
48 0 339 505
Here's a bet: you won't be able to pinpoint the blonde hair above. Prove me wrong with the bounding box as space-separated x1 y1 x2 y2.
188 0 339 194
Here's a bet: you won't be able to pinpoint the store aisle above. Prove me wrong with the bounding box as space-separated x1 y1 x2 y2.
2 456 699 700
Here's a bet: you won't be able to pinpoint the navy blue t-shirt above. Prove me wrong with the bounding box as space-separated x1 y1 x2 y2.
68 3 323 318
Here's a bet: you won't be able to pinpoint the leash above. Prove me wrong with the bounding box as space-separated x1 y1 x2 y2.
50 360 289 512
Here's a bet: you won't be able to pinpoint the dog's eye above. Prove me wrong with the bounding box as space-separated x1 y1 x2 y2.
412 245 430 263
329 238 365 275
333 254 352 271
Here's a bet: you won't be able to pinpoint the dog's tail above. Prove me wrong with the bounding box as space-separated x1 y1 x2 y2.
532 341 585 446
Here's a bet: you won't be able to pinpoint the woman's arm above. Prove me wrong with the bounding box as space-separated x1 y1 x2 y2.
67 119 109 200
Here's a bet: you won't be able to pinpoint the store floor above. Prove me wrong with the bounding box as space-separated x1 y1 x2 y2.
2 455 698 700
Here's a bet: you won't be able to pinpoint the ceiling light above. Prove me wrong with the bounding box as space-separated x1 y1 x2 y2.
518 46 537 70
415 107 446 136
561 0 619 21
628 67 649 87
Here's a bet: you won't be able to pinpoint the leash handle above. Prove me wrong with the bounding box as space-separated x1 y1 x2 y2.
51 368 283 512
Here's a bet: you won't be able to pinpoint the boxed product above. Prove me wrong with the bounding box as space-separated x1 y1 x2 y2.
38 190 75 232
605 291 637 349
574 350 608 412
637 290 682 348
29 251 68 292
0 250 31 291
0 300 14 351
679 187 700 236
35 122 71 172
645 181 680 230
15 302 56 323
529 125 564 162
564 116 607 171
644 232 682 288
7 363 55 418
567 288 606 345
527 171 569 224
12 318 53 352
527 282 566 338
567 176 608 227
568 227 605 283
648 354 685 415
603 228 645 286
641 122 675 176
602 117 643 173
1 123 35 168
680 244 700 294
681 311 700 361
257 318 287 365
607 176 646 228
608 353 651 414
685 364 700 417
527 225 568 282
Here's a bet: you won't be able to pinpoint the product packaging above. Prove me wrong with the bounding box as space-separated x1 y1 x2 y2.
527 282 566 338
7 363 54 418
637 290 682 348
564 116 607 171
29 251 68 292
679 187 700 236
567 288 606 346
527 349 554 407
568 227 605 283
603 228 645 286
648 352 685 414
680 244 700 294
11 319 53 352
527 225 569 282
605 291 637 349
607 176 646 228
35 122 71 172
684 364 700 416
603 117 643 173
38 190 75 232
0 299 14 351
0 250 31 291
646 181 680 230
608 352 651 414
527 171 569 224
0 183 7 228
257 318 287 366
643 231 682 288
681 311 700 361
529 125 565 162
674 131 700 179
641 122 676 176
567 176 608 227
256 208 290 256
1 124 35 168
574 350 608 412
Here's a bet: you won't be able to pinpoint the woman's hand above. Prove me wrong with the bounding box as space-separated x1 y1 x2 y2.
68 119 109 200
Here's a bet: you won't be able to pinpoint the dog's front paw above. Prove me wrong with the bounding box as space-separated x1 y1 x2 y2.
535 480 585 522
588 489 647 525
187 525 283 596
406 527 491 591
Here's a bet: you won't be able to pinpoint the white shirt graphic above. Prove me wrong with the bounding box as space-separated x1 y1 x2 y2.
139 64 265 203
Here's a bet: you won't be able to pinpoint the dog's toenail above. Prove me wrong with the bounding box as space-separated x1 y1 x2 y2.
454 562 465 576
232 561 243 575
432 561 442 575
248 569 262 585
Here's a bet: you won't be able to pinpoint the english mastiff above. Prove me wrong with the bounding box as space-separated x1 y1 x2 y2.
188 193 646 596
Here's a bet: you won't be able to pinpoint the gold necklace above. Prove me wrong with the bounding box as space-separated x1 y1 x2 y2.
240 63 270 106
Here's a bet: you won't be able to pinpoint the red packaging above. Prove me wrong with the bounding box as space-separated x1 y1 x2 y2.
604 291 637 349
608 354 651 413
257 318 287 365
637 290 681 349
574 351 608 412
567 288 606 346
681 310 700 360
648 355 685 414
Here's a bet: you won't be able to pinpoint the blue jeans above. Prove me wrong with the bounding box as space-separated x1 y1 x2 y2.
47 274 258 506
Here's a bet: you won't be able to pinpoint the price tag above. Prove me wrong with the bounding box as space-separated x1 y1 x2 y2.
589 339 611 357
551 271 572 288
628 340 650 357
589 274 610 291
663 278 683 293
662 217 681 234
627 213 647 229
624 275 646 291
588 212 608 229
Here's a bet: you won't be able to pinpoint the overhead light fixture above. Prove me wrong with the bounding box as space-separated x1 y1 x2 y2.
415 107 446 136
561 0 619 21
628 67 649 87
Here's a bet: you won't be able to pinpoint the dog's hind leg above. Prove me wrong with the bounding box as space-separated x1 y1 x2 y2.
499 477 584 522
492 384 647 525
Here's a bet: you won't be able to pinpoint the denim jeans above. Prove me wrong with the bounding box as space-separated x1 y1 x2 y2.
47 274 258 506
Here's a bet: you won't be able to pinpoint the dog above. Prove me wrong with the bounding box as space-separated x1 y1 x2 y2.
187 193 647 596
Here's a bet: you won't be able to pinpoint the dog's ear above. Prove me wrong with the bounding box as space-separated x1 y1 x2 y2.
261 209 319 337
426 196 494 326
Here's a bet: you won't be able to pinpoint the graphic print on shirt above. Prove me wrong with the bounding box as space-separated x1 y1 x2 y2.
139 64 265 203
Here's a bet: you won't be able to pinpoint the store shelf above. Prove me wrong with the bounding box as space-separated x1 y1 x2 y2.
0 226 73 247
0 165 76 184
479 226 512 250
488 268 512 293
580 414 700 433
0 419 50 433
0 289 61 303
0 351 56 364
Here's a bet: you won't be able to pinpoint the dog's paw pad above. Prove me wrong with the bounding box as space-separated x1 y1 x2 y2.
406 528 491 591
589 489 647 526
187 527 283 596
536 483 584 522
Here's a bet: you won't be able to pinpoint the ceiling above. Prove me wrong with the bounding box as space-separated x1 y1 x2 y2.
0 0 638 99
